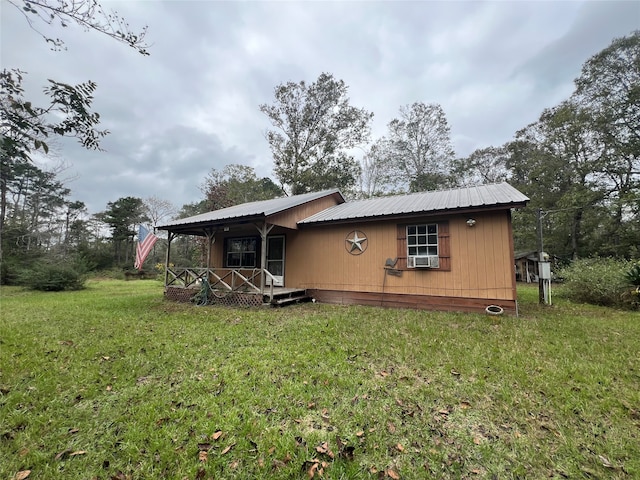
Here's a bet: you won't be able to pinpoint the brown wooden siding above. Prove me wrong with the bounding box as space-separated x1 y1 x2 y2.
266 195 342 229
288 211 516 301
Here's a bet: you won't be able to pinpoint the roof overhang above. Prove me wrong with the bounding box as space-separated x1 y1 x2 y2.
298 201 528 227
159 215 267 236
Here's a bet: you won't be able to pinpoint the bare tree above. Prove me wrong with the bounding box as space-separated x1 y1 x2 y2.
144 196 176 229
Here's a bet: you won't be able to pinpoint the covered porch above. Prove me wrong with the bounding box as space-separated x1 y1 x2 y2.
156 189 345 307
163 265 308 306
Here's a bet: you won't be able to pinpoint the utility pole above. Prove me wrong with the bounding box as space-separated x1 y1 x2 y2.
537 208 545 304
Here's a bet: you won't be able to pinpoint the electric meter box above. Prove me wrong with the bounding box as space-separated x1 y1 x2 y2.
539 262 551 280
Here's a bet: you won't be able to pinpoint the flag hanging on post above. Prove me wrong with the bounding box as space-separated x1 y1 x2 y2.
134 225 158 270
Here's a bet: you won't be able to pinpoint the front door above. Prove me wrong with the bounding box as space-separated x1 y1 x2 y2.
266 235 285 287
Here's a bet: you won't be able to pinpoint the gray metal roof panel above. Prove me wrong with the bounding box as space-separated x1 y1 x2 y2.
158 189 344 229
299 183 528 224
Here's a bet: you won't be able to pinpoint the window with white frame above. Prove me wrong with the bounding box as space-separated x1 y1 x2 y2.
225 237 257 268
406 224 439 267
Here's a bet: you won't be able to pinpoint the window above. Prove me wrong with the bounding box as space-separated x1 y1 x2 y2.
225 237 257 268
407 224 438 256
397 221 450 270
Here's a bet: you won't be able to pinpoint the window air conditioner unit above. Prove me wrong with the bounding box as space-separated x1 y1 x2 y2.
407 256 439 268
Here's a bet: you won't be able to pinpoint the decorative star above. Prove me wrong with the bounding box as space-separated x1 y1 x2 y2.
347 231 367 253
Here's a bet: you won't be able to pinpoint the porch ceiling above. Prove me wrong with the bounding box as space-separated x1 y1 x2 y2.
159 215 267 237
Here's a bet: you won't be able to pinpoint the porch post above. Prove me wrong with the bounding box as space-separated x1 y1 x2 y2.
255 222 274 294
164 232 175 287
204 229 216 280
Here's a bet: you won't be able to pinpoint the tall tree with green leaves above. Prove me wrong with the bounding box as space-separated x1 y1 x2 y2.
386 102 455 192
260 73 373 195
201 164 283 210
508 100 607 259
0 70 106 236
1 0 150 265
100 197 147 266
452 146 511 187
573 30 640 256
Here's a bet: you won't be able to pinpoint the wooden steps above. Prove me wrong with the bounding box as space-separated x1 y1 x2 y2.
269 288 311 307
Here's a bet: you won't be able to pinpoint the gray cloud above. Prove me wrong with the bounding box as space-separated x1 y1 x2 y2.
2 0 638 214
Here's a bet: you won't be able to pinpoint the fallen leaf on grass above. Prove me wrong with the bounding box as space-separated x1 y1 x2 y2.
387 422 396 434
473 437 482 445
395 443 404 452
272 453 292 469
460 401 471 409
110 471 130 480
598 455 613 468
106 385 112 392
195 468 206 479
221 443 235 455
303 459 328 478
450 369 461 376
305 460 319 478
211 430 223 440
55 449 73 460
229 460 239 469
198 450 208 462
55 448 87 460
356 431 365 437
315 441 335 459
14 471 31 480
386 468 400 479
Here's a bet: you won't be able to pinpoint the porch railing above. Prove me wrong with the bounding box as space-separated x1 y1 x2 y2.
165 267 277 302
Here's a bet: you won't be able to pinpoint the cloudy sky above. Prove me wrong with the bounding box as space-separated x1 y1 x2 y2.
2 0 638 216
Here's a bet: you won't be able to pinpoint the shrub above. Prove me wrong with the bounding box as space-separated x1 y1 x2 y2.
17 263 86 291
558 257 634 309
624 262 640 287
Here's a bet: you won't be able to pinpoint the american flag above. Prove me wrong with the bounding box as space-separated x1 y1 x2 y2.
134 225 158 270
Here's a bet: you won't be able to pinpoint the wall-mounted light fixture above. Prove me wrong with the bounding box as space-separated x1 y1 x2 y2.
223 227 230 232
466 218 477 227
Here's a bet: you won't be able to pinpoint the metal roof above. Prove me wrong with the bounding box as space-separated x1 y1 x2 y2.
299 183 529 224
157 189 344 230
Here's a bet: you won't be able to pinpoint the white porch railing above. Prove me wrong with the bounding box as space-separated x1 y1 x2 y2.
165 267 277 301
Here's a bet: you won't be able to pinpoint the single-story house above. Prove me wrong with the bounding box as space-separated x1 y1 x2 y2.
157 182 529 314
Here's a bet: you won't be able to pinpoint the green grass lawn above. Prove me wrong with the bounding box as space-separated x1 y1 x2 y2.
1 280 639 479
